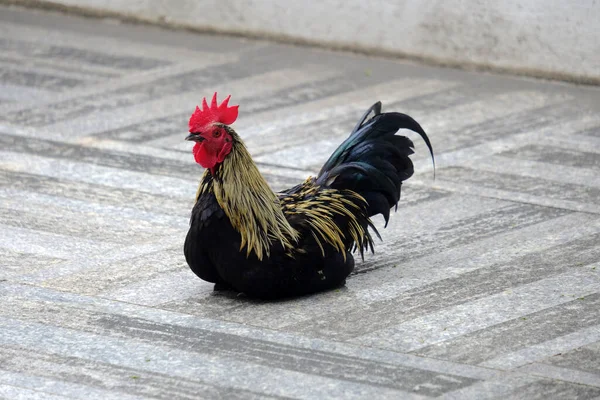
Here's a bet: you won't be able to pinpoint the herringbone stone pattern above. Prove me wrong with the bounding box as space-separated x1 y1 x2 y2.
1 5 600 399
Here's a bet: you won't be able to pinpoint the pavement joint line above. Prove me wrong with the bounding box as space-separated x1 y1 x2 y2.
515 363 600 389
480 321 600 370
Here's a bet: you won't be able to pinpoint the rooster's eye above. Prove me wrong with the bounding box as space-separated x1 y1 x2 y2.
213 129 222 138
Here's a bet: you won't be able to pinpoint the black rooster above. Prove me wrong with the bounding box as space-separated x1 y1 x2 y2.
184 93 434 299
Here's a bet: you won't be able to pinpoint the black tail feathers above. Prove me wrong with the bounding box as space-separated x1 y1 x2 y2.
316 101 434 226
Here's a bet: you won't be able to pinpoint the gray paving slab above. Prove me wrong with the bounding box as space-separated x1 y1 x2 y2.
1 4 600 399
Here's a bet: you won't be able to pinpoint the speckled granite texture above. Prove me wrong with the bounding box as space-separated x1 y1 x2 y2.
1 5 599 399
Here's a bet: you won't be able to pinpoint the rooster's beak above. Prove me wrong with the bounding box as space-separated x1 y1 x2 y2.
185 133 204 142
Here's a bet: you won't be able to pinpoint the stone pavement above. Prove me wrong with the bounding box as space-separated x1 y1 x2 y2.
1 5 600 399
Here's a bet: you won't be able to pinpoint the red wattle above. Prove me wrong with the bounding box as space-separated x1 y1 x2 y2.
193 143 217 169
193 141 232 170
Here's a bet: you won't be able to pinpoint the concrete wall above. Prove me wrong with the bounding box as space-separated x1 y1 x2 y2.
14 0 600 83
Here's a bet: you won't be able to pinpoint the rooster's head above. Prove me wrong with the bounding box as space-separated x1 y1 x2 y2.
186 92 239 170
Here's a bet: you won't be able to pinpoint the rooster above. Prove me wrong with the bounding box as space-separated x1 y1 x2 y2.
184 93 434 299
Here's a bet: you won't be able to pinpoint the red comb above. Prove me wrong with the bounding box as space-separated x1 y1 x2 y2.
188 93 239 132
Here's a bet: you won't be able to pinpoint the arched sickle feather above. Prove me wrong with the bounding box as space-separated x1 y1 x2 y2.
317 103 435 182
350 101 382 137
388 112 436 179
